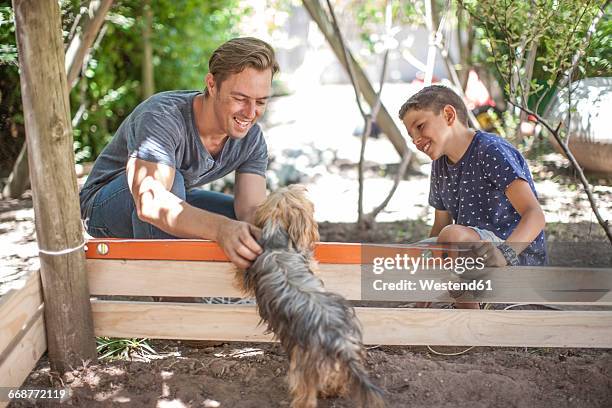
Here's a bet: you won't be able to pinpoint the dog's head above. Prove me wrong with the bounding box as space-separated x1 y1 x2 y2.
254 184 319 253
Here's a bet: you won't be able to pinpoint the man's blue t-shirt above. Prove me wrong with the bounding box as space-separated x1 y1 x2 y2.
429 130 547 265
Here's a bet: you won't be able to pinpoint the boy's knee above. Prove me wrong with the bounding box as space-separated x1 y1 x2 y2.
437 224 480 243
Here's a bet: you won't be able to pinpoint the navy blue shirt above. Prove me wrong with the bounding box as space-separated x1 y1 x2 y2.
429 130 547 265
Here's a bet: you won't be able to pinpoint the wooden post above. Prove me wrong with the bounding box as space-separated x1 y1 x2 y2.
12 0 97 372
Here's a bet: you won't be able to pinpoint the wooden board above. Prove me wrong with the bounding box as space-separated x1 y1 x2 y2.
87 259 612 304
0 314 46 408
87 260 362 299
91 300 612 348
0 270 43 356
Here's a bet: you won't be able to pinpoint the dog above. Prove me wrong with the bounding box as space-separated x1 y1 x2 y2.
236 185 384 408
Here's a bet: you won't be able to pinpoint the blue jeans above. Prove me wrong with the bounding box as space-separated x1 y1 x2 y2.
86 171 236 238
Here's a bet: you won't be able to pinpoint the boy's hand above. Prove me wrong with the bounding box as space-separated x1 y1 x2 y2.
469 241 507 267
216 219 263 270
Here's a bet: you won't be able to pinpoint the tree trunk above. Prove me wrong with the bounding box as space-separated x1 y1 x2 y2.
142 0 155 98
12 0 97 373
65 0 114 87
515 40 539 139
302 0 410 159
2 140 30 198
457 8 474 91
3 0 113 199
423 0 437 85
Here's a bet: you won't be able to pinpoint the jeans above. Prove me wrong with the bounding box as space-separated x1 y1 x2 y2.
85 171 236 238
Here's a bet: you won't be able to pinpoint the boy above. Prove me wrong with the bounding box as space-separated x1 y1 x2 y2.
399 85 547 273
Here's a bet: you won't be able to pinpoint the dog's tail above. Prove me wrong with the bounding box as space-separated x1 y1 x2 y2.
347 358 386 408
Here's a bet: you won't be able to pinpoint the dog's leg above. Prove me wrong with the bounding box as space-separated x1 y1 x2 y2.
288 348 318 408
318 361 349 399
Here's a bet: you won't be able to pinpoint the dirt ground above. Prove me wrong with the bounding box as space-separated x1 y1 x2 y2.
9 342 612 408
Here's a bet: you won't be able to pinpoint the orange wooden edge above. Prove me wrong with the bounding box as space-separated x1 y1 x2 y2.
85 239 453 264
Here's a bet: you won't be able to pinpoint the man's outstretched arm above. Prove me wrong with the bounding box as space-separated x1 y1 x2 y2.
126 157 261 268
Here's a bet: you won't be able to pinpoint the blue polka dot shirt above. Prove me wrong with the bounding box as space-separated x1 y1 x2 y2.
429 130 547 265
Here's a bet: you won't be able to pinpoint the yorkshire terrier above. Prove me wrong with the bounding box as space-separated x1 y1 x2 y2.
236 185 384 408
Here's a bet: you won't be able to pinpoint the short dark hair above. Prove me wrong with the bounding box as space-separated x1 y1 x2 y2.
398 85 468 126
204 37 280 96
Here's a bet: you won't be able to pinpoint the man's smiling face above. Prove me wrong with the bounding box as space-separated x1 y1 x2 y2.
208 67 272 139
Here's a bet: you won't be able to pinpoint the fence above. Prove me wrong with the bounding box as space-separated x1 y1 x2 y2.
85 239 612 347
0 271 46 408
2 238 611 407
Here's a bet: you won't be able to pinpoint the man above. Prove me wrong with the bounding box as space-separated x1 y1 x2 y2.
79 37 279 269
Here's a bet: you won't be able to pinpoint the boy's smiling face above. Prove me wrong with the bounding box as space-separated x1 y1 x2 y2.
402 106 455 161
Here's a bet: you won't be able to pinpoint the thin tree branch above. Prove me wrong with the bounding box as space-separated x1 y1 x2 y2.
367 150 411 220
508 100 611 244
325 0 365 118
358 50 389 227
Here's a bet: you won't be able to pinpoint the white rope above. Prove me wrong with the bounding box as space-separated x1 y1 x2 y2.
38 241 87 256
426 303 491 356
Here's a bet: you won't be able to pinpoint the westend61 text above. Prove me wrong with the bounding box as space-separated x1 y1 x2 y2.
372 279 493 292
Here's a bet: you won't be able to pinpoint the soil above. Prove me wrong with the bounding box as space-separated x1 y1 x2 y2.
9 343 612 408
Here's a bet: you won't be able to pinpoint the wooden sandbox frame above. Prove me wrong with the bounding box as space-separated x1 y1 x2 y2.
85 239 612 346
2 239 612 407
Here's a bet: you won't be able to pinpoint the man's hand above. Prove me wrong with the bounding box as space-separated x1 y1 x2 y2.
468 241 507 267
216 219 263 269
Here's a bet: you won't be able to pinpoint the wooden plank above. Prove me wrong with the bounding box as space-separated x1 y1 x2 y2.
91 301 612 348
92 301 273 343
87 259 612 304
0 313 46 407
13 0 97 372
0 270 43 355
87 259 362 299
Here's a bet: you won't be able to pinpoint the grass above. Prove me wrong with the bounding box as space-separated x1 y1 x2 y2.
96 336 157 361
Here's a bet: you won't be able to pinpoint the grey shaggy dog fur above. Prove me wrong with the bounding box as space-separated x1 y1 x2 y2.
244 221 384 408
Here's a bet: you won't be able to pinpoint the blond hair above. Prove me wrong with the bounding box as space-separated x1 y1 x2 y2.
204 37 279 96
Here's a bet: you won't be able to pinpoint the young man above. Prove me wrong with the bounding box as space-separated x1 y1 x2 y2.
79 37 278 269
399 85 547 271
